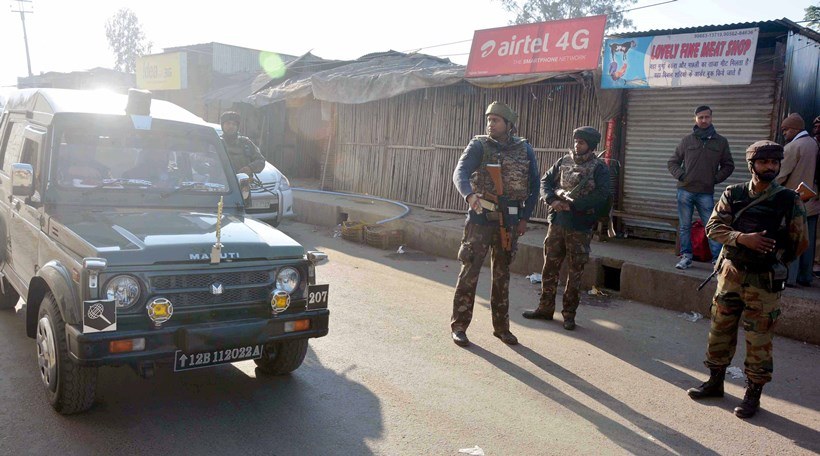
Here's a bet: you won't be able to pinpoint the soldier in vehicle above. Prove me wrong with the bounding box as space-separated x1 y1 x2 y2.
220 111 265 176
687 140 808 419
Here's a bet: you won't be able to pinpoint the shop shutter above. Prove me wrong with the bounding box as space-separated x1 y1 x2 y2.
620 64 776 233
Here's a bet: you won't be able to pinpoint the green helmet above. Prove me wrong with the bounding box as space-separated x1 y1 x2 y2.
485 101 518 126
220 111 241 125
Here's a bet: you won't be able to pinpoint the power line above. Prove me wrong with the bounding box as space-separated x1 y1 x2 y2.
402 0 679 55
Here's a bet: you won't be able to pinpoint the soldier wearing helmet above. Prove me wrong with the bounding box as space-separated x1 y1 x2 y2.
220 111 265 175
687 140 808 419
522 126 611 331
450 101 540 347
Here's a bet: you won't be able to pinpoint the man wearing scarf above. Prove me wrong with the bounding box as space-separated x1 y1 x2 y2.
521 127 610 331
668 106 735 270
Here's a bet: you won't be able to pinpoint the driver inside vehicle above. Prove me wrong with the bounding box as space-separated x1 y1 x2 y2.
57 132 110 186
123 148 172 185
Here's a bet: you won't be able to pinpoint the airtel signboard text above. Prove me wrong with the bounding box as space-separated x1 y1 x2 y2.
466 16 607 77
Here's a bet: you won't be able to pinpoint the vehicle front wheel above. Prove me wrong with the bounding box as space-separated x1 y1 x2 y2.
37 292 98 414
0 277 20 310
254 339 308 375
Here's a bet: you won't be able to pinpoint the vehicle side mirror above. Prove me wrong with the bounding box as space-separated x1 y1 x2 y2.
307 250 328 265
237 173 250 200
11 163 34 197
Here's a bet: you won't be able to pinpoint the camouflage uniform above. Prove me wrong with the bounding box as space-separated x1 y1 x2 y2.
530 128 610 325
451 134 540 334
452 223 520 332
222 135 266 175
704 181 807 384
538 225 592 320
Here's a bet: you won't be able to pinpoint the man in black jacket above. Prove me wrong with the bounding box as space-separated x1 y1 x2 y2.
668 106 735 269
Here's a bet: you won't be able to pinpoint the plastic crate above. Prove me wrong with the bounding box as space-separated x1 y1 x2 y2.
365 225 404 249
341 221 367 243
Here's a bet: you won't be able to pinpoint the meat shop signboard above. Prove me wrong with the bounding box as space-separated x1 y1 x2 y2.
465 16 607 77
601 28 759 89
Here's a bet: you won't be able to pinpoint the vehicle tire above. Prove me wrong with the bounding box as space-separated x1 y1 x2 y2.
0 277 20 310
254 339 308 375
36 292 97 414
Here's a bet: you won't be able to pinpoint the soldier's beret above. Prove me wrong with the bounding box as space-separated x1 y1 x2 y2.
745 140 784 161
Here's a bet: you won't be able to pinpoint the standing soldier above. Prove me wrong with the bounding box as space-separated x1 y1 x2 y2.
521 127 611 330
220 111 266 175
450 102 540 347
688 140 808 419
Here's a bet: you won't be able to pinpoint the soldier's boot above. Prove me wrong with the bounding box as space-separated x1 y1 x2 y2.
562 318 576 330
734 381 764 419
687 368 725 399
522 306 554 321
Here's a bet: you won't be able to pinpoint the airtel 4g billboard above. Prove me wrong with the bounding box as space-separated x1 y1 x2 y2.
466 15 607 77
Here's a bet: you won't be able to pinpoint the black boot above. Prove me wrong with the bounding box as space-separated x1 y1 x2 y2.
734 381 764 418
687 368 725 399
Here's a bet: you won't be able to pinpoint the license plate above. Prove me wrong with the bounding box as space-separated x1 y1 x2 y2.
250 199 274 209
174 345 263 372
306 284 329 310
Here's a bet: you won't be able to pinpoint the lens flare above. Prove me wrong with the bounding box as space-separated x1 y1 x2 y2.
260 52 286 79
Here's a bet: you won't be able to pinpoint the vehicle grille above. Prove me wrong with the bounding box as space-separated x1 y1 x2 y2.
152 271 270 289
149 270 273 308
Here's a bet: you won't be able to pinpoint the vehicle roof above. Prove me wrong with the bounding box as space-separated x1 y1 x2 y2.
3 88 208 125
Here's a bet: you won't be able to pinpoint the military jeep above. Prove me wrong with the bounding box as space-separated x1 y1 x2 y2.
0 88 330 414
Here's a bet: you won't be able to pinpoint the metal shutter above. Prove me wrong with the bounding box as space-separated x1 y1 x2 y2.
620 63 776 232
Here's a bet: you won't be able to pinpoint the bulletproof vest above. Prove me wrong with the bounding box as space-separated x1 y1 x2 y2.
469 136 530 201
223 136 255 169
723 184 793 270
558 153 600 198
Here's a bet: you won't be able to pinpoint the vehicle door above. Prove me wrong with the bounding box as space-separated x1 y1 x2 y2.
7 124 46 282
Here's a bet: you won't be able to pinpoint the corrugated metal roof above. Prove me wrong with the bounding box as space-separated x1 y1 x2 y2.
608 18 820 43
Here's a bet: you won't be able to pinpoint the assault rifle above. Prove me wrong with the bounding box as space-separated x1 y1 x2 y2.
481 164 513 251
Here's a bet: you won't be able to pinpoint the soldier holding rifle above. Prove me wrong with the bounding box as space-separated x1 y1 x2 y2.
450 102 540 347
688 140 808 419
522 127 610 331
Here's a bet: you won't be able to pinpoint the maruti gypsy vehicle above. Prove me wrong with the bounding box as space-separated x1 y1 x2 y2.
0 88 330 414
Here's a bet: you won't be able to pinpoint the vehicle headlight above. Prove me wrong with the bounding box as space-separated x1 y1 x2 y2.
279 175 290 191
276 267 300 293
105 275 141 308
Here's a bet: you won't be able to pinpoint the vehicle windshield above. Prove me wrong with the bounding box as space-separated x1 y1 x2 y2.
52 125 229 194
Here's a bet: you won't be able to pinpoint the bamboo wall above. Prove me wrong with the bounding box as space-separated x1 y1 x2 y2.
329 78 609 221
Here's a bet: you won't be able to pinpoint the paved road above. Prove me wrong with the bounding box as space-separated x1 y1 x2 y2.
1 220 818 455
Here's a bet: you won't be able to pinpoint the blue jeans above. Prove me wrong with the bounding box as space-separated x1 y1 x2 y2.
677 188 721 259
787 215 817 285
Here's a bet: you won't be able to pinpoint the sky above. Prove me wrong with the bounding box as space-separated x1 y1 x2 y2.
0 0 815 88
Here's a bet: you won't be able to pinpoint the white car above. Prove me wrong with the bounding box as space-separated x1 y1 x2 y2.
209 122 294 226
246 160 295 227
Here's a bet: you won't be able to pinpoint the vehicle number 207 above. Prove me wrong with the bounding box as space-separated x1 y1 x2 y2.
306 284 329 310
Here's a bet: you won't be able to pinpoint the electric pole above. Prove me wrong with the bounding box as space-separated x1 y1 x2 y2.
10 0 34 77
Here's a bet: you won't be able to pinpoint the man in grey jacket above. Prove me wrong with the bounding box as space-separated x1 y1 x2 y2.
668 106 735 269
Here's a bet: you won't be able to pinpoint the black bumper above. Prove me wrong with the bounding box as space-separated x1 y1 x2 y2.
65 310 329 366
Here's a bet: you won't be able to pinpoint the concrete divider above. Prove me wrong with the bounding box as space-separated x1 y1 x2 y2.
292 192 819 345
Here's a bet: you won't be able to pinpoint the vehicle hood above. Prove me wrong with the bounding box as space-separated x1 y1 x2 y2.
49 209 304 265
